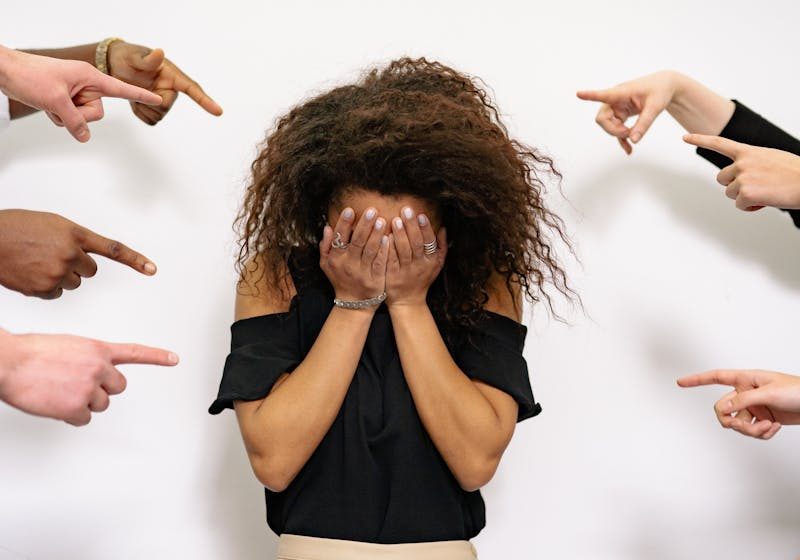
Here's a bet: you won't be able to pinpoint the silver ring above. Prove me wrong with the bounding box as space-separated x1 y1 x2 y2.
331 231 349 250
423 239 439 255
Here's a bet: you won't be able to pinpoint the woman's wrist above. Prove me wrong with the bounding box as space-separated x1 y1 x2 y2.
387 299 430 317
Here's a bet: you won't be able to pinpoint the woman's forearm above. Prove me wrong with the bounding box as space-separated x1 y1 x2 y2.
666 72 736 135
235 306 374 492
389 303 515 491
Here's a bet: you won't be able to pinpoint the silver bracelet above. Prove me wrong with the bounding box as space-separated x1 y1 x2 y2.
333 292 387 310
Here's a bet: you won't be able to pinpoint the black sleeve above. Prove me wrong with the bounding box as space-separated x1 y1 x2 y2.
696 100 800 228
208 307 302 415
452 312 541 423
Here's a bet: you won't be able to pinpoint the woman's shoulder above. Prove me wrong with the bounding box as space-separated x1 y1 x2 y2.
234 246 328 322
235 253 297 321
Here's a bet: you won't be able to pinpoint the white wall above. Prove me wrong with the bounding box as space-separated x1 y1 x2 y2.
1 1 799 558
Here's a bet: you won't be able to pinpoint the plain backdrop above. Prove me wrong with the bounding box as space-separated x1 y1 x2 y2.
1 1 799 558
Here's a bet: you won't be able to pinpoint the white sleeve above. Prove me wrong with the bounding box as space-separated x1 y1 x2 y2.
0 92 9 131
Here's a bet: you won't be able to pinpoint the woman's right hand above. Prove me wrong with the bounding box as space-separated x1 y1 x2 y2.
319 207 390 301
577 70 683 154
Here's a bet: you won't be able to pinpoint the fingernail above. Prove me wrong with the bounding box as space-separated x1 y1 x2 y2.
393 217 403 229
78 128 90 141
375 218 385 230
417 214 428 226
402 207 414 219
168 352 179 365
630 131 641 143
725 400 734 411
144 262 157 275
365 208 377 220
342 208 354 220
381 235 389 246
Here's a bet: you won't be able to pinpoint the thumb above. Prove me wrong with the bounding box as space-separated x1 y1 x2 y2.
135 48 165 71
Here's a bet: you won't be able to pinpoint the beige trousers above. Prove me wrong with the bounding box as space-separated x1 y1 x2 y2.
276 534 478 560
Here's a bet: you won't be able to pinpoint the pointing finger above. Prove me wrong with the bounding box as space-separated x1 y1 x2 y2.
105 342 179 366
683 134 744 159
77 226 157 275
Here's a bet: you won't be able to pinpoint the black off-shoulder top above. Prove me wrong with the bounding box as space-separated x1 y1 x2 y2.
209 248 540 544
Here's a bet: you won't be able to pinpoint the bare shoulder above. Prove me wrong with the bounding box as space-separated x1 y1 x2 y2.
234 253 297 321
483 272 522 323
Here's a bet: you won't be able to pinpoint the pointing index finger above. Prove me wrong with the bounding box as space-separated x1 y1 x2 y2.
683 134 743 159
106 342 179 366
170 64 223 116
77 226 157 276
677 369 744 388
95 72 162 106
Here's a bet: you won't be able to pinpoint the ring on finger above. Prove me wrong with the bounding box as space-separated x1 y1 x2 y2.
331 231 349 250
423 239 439 255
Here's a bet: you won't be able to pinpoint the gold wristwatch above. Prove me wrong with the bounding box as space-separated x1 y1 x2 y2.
94 37 122 75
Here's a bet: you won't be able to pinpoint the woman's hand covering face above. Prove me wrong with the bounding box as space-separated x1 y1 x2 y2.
319 207 390 301
385 206 447 308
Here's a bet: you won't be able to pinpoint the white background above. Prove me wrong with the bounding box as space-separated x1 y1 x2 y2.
1 1 799 558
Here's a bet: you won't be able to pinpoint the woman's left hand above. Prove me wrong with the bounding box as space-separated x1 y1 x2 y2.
683 134 800 211
386 207 447 308
107 41 223 125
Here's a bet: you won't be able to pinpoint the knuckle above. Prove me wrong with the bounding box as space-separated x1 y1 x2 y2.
107 241 123 259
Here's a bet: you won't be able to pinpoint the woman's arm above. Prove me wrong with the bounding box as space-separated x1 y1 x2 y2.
234 208 389 492
389 276 521 492
386 209 521 492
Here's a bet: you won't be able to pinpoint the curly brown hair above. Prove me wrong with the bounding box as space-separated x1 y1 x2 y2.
236 57 575 334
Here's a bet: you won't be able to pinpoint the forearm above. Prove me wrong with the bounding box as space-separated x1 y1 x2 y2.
389 304 512 490
666 72 735 135
6 44 98 119
236 306 374 490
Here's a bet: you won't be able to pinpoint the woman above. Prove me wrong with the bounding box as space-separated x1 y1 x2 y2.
578 70 800 440
210 58 573 559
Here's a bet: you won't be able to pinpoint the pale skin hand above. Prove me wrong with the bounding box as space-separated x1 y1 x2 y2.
234 207 389 492
0 329 178 426
683 134 800 211
387 205 520 491
577 70 735 154
0 45 162 142
106 41 223 125
0 209 157 299
678 369 800 440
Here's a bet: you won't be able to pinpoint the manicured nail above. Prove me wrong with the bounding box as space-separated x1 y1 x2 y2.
144 262 157 275
417 214 428 226
342 208 354 220
365 208 377 220
393 217 403 229
402 207 414 219
375 218 385 230
381 235 389 246
167 352 179 365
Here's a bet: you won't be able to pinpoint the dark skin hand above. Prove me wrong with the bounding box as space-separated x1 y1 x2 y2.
0 209 157 299
9 41 223 124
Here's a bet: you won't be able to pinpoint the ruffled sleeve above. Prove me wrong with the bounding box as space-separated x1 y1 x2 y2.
208 302 302 415
452 312 541 422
